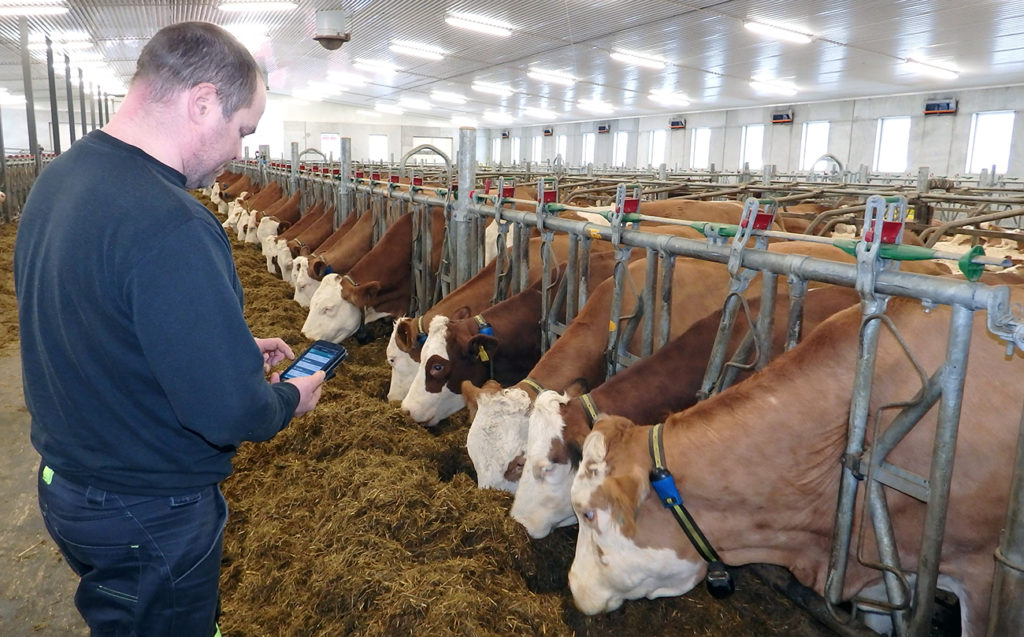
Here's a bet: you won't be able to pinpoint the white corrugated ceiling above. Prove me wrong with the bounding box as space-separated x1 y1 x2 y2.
0 0 1021 126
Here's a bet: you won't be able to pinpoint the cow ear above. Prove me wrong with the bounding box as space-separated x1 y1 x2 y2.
451 306 472 320
466 333 498 360
394 319 413 351
278 221 291 233
359 281 382 304
563 377 590 397
311 259 326 280
504 453 525 482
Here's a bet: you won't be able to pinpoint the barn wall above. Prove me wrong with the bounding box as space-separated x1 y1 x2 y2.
16 84 1024 179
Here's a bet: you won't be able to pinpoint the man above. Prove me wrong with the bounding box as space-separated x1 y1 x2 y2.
14 22 324 636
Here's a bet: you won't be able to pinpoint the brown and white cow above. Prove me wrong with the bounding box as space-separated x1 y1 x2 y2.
260 201 331 274
568 289 1024 636
512 284 860 538
269 205 333 282
301 207 447 343
292 210 376 306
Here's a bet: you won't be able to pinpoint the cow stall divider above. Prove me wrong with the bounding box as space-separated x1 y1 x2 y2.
227 136 1024 636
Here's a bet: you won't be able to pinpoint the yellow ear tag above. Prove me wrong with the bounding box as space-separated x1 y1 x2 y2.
608 320 616 332
477 345 490 362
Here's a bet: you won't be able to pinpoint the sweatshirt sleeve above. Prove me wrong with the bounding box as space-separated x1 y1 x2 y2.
126 218 299 447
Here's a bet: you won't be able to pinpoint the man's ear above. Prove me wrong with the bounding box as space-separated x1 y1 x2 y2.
187 82 220 124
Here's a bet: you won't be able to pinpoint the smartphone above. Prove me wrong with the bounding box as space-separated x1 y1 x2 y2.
279 340 348 381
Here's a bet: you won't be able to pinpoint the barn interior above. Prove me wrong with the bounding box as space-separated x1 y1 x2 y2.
2 2 1024 637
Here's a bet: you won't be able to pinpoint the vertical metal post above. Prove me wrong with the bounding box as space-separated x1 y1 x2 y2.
91 83 98 130
0 103 8 222
454 127 477 287
64 53 76 144
45 36 61 154
102 92 110 125
337 137 351 229
78 68 86 137
916 166 930 193
289 141 299 199
988 403 1024 635
20 18 41 177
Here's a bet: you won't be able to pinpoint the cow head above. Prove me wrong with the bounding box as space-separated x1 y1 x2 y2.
402 314 471 426
511 390 581 538
273 239 293 282
301 274 358 343
292 257 320 307
386 319 420 402
464 379 533 492
569 417 705 615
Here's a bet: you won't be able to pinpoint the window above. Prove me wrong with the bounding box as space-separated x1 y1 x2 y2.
532 135 543 163
690 127 711 170
612 131 629 167
368 134 388 162
648 129 666 167
320 133 341 160
582 132 595 164
491 137 501 163
556 135 567 162
410 136 453 164
740 124 764 170
799 121 830 171
510 137 521 164
872 117 912 173
967 111 1015 174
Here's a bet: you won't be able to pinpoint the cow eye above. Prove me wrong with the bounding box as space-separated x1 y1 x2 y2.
583 510 595 522
432 363 443 373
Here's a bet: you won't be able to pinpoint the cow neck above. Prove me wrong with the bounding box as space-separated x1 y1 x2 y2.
655 337 854 592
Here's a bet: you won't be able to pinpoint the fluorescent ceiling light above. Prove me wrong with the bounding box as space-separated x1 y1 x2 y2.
577 98 614 114
0 5 68 16
451 116 478 127
389 40 445 61
904 57 959 80
218 2 296 11
355 109 382 118
472 80 514 96
430 90 466 104
744 21 814 44
327 71 366 87
527 67 576 86
523 106 558 119
353 59 399 75
445 12 512 37
609 49 666 70
374 103 404 115
398 97 431 110
749 76 798 96
648 89 690 107
483 111 515 124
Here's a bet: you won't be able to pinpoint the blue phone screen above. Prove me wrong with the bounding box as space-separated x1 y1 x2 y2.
281 345 338 380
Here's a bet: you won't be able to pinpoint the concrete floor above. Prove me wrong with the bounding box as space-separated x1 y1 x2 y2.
0 344 88 636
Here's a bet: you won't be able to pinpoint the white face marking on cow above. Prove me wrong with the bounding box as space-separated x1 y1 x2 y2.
301 274 362 343
244 216 262 244
386 322 419 402
235 210 251 241
222 200 242 229
292 258 320 307
260 232 281 273
511 390 578 538
402 315 466 426
466 386 534 492
272 240 293 283
257 217 280 248
568 431 704 615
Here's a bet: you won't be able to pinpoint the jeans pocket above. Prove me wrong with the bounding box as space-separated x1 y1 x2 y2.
171 488 228 585
54 534 142 605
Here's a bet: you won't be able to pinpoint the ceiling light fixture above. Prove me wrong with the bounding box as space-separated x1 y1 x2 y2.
904 57 959 80
430 90 467 104
374 103 404 115
749 76 798 96
472 80 514 96
451 116 478 127
483 110 515 124
389 39 445 61
218 1 297 12
648 90 691 107
577 98 615 114
527 67 576 86
353 59 399 75
327 71 366 87
609 48 666 70
445 12 512 37
398 97 431 110
743 21 814 44
0 4 68 16
355 109 382 118
523 106 558 119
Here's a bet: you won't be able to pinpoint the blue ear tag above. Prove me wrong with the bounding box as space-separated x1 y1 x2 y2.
416 333 427 345
649 467 681 507
324 265 333 275
479 325 494 336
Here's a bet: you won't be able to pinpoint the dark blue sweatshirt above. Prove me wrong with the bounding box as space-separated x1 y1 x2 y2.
15 130 299 495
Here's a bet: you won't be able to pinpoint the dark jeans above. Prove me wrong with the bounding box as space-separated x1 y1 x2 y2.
37 462 226 637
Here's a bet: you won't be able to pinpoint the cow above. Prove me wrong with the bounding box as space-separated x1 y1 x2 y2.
463 240 949 494
260 201 332 274
567 287 1024 637
268 205 333 281
301 207 447 343
512 284 861 538
238 189 302 242
291 210 376 306
386 234 623 403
